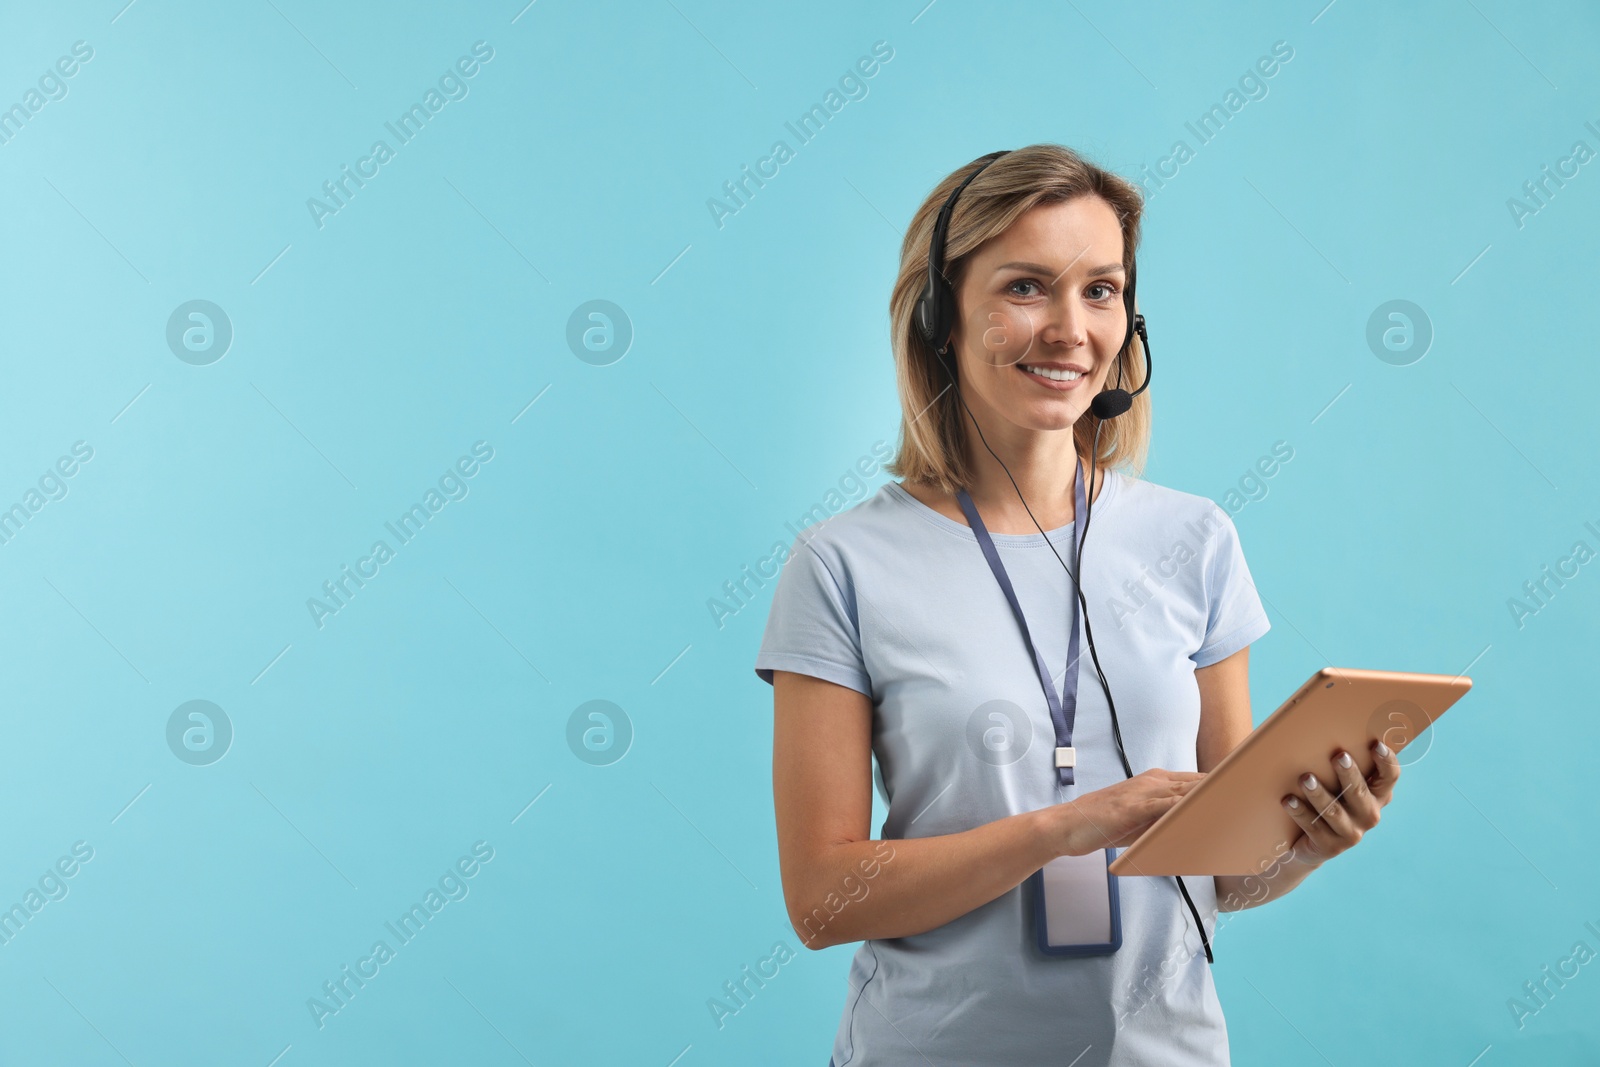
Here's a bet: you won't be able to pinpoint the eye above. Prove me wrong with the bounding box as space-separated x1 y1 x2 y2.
1087 281 1119 301
1005 278 1045 298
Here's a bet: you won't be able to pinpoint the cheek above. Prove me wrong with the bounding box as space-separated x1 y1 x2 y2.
971 302 1042 366
1098 329 1128 377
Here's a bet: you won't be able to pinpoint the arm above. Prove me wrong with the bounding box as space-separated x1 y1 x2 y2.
773 670 1203 949
772 669 1067 950
1197 647 1321 912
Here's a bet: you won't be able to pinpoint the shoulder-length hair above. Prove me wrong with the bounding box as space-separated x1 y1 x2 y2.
884 144 1152 494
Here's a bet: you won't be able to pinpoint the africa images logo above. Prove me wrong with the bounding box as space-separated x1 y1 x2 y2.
705 40 894 230
305 442 494 629
305 41 495 230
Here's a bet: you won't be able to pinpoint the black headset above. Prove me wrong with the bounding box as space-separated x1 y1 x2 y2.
914 149 1214 965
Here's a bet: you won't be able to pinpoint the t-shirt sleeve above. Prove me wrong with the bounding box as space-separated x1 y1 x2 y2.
753 537 872 697
1191 506 1271 668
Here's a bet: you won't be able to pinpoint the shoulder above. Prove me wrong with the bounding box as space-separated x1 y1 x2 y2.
1110 471 1241 555
782 482 911 567
1114 470 1224 521
758 487 913 639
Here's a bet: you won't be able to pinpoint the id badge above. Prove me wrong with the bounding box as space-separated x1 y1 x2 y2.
1030 848 1122 957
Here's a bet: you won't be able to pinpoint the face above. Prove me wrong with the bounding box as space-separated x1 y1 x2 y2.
948 195 1128 435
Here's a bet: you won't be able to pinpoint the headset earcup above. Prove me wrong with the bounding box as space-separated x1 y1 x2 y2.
925 274 956 353
914 288 937 345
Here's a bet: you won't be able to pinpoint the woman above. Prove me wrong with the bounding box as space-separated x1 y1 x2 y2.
755 144 1400 1065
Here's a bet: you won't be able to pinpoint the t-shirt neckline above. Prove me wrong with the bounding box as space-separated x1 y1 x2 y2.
884 468 1121 545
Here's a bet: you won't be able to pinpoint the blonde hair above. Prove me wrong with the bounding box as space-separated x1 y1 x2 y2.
884 144 1152 495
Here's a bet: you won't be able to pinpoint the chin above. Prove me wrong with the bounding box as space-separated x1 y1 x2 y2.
1016 400 1085 431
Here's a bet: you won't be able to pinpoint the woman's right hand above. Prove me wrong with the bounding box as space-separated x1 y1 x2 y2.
1055 769 1206 855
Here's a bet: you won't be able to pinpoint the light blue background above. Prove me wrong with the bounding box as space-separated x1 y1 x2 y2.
2 0 1597 1063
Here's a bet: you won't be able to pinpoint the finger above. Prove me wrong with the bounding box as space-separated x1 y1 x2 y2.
1138 793 1188 821
1297 770 1363 846
1367 738 1402 803
1149 770 1206 783
1279 792 1336 864
1143 773 1203 794
1330 749 1382 830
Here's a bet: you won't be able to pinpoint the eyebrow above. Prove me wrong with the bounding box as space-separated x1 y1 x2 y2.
995 260 1126 277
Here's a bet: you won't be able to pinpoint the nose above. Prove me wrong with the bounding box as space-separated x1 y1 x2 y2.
1041 293 1088 349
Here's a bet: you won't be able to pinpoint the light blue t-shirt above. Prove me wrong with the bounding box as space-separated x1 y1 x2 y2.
755 468 1271 1067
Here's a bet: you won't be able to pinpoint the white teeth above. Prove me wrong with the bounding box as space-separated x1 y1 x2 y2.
1022 365 1083 382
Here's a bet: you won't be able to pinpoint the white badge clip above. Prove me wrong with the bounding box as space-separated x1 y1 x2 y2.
1054 746 1076 769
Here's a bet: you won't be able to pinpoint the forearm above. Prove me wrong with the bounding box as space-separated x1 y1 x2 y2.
788 807 1066 949
1214 851 1321 912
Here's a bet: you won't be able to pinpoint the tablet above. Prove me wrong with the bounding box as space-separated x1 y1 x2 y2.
1106 667 1472 877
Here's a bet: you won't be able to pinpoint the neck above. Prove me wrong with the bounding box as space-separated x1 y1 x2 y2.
960 408 1095 532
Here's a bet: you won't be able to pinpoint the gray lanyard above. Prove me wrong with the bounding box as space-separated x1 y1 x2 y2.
955 454 1086 787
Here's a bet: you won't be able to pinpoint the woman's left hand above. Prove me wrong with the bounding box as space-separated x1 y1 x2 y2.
1280 739 1401 868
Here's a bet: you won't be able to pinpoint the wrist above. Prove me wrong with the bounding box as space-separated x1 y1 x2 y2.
1282 847 1324 875
1039 803 1085 859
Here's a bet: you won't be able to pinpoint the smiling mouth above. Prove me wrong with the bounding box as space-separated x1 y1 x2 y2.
1017 363 1089 388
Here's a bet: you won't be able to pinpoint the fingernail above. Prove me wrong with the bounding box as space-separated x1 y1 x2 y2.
1301 773 1318 790
1375 740 1391 757
1283 796 1300 810
1337 751 1352 768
